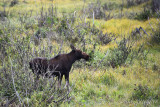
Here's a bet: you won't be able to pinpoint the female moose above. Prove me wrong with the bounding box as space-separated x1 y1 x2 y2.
29 44 89 90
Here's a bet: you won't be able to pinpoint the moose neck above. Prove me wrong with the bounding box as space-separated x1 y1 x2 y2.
67 50 79 64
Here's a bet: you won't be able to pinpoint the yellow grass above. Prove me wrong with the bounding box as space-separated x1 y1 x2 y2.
101 18 158 36
0 0 90 15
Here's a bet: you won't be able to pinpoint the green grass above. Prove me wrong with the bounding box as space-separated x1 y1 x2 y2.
67 60 159 106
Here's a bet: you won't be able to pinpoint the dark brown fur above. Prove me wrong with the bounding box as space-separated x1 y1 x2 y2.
29 45 89 89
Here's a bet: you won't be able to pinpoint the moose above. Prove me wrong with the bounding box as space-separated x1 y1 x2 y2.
29 44 89 89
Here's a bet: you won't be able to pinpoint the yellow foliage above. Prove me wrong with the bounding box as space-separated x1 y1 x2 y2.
101 18 158 36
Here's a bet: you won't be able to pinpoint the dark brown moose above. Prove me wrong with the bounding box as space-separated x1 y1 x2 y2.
29 45 89 89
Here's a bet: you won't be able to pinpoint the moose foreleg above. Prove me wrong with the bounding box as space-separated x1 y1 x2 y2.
58 74 63 90
64 72 69 91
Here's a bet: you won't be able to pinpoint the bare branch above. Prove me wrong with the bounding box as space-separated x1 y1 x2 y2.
9 57 22 104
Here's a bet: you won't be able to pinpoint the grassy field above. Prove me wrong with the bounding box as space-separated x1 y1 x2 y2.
0 0 160 106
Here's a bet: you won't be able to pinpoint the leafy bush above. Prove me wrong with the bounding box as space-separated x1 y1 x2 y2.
151 26 160 44
150 11 160 44
131 84 155 100
34 28 47 39
88 48 106 67
10 0 18 7
135 9 151 21
152 31 160 44
97 32 114 45
0 35 10 61
103 2 120 10
87 1 106 19
0 11 7 18
56 13 75 39
126 0 149 8
78 24 113 45
57 16 69 35
24 18 38 30
107 38 131 68
38 6 58 27
151 0 160 13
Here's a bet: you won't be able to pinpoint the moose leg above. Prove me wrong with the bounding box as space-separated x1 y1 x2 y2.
64 72 69 91
58 74 63 89
33 74 39 89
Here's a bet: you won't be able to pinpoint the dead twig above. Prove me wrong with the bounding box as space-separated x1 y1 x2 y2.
9 57 22 104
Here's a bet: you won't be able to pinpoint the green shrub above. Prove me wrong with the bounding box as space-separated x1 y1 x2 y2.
56 14 75 37
24 18 38 30
151 26 160 44
46 16 59 26
131 84 155 100
151 0 160 13
0 11 7 18
126 0 149 8
34 28 47 39
87 1 106 19
0 29 3 35
103 2 120 10
135 10 151 21
97 31 113 45
107 38 131 68
38 6 58 27
90 49 106 67
10 0 18 7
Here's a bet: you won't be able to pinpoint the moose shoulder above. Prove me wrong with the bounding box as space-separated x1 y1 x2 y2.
29 45 89 89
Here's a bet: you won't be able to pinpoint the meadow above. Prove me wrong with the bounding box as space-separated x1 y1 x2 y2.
0 0 160 106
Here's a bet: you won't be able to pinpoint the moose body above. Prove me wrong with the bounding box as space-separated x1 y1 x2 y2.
29 45 89 89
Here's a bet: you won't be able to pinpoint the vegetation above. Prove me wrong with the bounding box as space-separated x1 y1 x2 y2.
0 0 160 106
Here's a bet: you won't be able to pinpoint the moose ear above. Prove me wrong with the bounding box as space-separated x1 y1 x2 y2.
70 44 76 50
